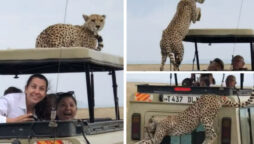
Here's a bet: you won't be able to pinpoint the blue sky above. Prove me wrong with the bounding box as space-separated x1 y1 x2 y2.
0 0 123 108
127 0 254 64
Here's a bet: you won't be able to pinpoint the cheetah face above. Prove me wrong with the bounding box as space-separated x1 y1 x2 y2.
83 14 106 33
196 0 205 4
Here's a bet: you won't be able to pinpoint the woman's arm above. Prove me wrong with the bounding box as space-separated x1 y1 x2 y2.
6 113 34 123
0 96 34 123
0 97 8 123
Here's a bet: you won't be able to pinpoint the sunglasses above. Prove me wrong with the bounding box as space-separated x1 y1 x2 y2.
56 91 74 97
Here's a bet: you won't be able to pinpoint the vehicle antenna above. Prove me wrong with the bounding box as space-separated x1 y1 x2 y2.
221 73 225 87
64 0 69 23
55 0 69 92
232 0 244 60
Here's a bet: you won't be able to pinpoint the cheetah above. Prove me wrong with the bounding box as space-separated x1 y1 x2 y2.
36 14 105 51
136 94 254 144
160 0 204 71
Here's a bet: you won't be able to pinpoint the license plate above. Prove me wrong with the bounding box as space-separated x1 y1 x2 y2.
162 95 199 104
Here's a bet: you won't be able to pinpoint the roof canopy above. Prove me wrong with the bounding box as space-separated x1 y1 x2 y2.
184 29 254 43
0 48 123 75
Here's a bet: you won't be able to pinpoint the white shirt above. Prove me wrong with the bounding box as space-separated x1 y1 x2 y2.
0 93 26 123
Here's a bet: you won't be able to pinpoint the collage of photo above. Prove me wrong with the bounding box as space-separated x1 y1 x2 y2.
0 0 254 144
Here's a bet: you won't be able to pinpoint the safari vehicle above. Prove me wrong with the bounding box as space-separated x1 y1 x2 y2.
183 29 254 70
0 48 123 144
127 74 254 144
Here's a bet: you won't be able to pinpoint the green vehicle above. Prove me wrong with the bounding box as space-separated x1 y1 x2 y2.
0 48 123 144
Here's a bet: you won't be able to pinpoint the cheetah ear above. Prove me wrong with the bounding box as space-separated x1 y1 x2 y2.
83 14 89 21
102 15 106 19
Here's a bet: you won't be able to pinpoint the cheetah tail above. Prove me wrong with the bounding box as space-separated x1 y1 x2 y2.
224 94 254 108
95 34 103 51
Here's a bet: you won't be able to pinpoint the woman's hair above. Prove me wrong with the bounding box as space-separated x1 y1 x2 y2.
213 58 224 70
4 86 22 95
35 93 57 120
26 74 48 90
56 91 77 109
182 78 193 87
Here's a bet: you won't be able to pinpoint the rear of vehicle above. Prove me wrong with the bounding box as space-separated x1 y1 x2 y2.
127 84 254 144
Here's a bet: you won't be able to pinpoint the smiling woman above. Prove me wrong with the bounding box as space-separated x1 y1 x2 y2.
56 91 77 120
0 74 48 123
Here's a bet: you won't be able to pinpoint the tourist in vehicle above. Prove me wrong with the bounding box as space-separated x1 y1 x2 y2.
231 55 247 71
207 58 224 71
226 75 236 88
4 86 22 95
0 74 48 123
36 93 57 120
199 74 215 87
182 78 193 86
56 91 77 120
182 74 196 87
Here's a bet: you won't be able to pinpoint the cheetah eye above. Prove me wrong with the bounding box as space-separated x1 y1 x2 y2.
91 19 95 22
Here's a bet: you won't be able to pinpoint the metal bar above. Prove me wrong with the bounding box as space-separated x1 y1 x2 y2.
240 73 244 90
85 64 94 122
111 70 120 120
248 108 253 144
91 72 95 111
195 41 200 70
174 73 178 86
250 42 254 71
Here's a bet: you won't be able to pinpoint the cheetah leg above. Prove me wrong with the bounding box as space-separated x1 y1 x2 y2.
168 52 176 71
150 120 169 144
160 53 167 71
135 120 169 144
173 43 183 71
196 7 201 21
201 118 217 144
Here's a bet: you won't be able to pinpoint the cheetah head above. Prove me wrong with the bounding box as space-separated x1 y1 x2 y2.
196 0 205 4
83 14 106 33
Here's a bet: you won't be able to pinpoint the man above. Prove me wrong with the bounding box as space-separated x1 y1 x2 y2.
232 55 247 71
225 75 236 88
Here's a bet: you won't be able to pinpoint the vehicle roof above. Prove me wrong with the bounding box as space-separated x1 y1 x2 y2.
184 29 254 43
0 48 123 74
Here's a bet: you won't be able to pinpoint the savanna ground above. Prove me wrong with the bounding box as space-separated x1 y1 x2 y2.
76 107 123 119
127 64 251 71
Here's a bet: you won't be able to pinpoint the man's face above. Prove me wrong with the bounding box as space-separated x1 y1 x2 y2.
227 79 236 88
232 58 244 70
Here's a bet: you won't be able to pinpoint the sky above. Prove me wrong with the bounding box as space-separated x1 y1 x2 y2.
0 0 123 108
127 0 254 64
127 72 254 88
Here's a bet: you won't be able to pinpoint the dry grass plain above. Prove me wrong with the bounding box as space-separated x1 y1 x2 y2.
75 107 123 119
127 64 251 71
